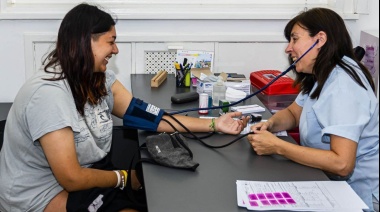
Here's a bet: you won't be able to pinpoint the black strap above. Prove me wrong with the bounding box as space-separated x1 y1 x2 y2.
163 112 253 148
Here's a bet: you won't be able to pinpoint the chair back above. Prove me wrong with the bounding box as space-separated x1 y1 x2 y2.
0 120 5 151
354 46 365 61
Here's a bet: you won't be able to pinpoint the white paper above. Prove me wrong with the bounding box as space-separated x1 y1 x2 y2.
230 104 266 114
236 180 368 211
241 120 287 136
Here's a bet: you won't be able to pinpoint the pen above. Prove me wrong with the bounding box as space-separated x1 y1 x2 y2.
175 63 183 75
180 63 185 75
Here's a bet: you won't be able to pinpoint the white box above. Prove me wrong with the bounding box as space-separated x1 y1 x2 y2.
196 81 214 95
197 80 251 96
225 80 251 95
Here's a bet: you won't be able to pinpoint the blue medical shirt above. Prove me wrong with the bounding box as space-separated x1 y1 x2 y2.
296 56 379 210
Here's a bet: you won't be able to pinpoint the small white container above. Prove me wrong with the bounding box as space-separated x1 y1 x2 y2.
198 93 209 114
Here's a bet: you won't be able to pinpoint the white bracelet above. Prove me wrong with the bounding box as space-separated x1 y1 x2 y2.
113 170 121 188
120 174 125 190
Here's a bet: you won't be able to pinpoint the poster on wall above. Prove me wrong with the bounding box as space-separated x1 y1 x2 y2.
175 50 214 71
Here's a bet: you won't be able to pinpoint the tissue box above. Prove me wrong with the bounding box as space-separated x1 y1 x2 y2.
224 80 251 95
197 80 251 96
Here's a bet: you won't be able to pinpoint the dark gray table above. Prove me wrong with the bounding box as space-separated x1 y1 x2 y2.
131 74 329 212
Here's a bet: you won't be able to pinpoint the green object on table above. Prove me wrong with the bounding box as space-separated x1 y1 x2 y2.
219 99 230 113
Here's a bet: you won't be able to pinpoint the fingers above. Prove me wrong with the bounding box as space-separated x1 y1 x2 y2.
241 116 250 127
248 135 258 153
232 111 243 117
248 134 265 154
219 112 252 134
226 111 242 118
250 121 269 132
252 127 263 134
250 124 262 132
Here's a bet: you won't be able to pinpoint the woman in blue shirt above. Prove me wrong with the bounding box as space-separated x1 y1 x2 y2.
248 8 379 211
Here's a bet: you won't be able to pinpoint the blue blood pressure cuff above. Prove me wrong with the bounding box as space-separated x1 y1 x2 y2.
123 97 165 131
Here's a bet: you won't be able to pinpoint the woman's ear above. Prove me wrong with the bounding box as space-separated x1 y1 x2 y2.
316 31 327 48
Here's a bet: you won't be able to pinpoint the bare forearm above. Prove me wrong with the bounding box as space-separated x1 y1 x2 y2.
277 141 353 176
266 102 301 132
60 168 119 192
157 115 212 133
268 108 298 132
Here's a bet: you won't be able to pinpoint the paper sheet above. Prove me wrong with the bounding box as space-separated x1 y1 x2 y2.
240 120 287 136
236 180 368 211
230 105 266 114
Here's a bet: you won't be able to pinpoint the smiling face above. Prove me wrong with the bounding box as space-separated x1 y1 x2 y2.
285 24 321 74
91 26 119 72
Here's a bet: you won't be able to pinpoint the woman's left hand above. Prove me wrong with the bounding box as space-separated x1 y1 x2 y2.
215 112 249 135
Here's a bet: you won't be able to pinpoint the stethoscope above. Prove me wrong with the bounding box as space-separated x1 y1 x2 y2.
168 39 320 115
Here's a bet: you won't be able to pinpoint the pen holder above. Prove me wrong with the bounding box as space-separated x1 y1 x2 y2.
176 69 191 87
176 71 184 87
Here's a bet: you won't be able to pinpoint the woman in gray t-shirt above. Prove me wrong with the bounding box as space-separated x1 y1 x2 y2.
0 3 248 212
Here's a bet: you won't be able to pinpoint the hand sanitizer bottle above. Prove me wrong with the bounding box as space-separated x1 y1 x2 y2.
212 76 226 106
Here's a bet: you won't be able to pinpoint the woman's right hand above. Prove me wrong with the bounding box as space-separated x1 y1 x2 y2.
250 120 273 132
247 126 282 155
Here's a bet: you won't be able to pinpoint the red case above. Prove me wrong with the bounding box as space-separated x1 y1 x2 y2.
250 70 299 95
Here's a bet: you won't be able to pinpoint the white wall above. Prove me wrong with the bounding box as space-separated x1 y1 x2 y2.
0 1 378 103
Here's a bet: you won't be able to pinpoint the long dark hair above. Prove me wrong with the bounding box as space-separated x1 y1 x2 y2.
284 8 375 99
43 3 116 115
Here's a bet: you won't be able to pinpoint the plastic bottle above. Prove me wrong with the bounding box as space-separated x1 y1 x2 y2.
212 77 226 106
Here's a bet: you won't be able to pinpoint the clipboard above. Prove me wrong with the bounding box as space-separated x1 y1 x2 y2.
151 70 168 87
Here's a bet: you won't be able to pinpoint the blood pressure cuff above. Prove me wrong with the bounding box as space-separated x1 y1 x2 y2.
123 97 164 131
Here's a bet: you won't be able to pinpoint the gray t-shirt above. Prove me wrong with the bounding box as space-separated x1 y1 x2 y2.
0 68 116 211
